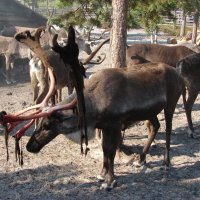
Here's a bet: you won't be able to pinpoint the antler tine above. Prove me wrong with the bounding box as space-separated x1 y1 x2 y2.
84 53 106 68
2 98 77 124
82 37 110 65
33 26 46 43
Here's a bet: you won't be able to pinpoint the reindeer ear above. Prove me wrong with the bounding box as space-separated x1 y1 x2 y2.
68 25 76 44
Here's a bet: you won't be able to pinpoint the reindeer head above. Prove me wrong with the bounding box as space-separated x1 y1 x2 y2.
26 109 78 153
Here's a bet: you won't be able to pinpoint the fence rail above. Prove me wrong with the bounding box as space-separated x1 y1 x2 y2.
163 10 194 26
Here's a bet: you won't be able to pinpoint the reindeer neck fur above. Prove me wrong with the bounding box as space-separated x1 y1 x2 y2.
62 126 96 144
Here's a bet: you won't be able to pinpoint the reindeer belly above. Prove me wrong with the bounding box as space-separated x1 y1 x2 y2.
112 87 166 112
98 93 167 126
124 100 166 123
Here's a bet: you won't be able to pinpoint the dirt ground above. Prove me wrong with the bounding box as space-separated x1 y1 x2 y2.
0 30 200 200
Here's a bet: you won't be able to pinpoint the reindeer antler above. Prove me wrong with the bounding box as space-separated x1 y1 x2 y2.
15 27 56 111
81 37 110 65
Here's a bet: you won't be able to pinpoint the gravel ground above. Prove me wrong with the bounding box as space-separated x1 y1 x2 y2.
0 29 200 200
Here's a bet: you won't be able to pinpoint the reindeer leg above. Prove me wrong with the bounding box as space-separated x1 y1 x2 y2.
35 68 48 104
182 87 187 109
133 117 160 167
163 105 177 169
184 88 198 138
96 128 102 140
58 89 62 102
30 73 39 103
99 125 121 190
50 90 56 106
5 55 11 84
36 84 48 105
142 117 160 161
10 61 16 83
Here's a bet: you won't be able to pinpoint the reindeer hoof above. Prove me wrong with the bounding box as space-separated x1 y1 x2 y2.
100 180 116 191
11 79 16 84
97 175 105 182
5 80 12 85
187 129 194 138
160 164 170 171
187 129 200 139
132 160 146 168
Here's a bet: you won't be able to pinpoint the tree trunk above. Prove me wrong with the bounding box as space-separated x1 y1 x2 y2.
110 0 128 68
180 11 186 37
192 9 199 44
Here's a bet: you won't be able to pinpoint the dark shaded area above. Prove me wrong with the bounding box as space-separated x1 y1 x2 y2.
0 57 30 86
0 0 47 29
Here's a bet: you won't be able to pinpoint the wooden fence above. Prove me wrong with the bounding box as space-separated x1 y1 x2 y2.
163 10 194 26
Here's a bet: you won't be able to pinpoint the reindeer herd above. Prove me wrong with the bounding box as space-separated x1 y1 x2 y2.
0 25 200 190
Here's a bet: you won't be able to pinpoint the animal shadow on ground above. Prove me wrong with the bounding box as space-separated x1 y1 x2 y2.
1 146 200 199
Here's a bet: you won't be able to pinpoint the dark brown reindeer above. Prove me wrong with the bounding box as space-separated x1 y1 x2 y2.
26 62 184 189
176 53 200 137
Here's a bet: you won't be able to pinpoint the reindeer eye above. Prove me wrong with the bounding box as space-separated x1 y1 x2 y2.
42 122 50 129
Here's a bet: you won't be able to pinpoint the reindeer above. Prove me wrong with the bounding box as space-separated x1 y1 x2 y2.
29 37 108 105
0 26 184 190
176 53 200 137
28 24 99 105
0 36 29 84
25 63 184 190
126 43 198 137
126 43 195 67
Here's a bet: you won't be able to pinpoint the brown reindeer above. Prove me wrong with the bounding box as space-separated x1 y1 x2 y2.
29 51 72 105
29 38 108 105
176 53 200 137
126 43 195 67
126 43 198 137
26 62 184 190
0 36 29 84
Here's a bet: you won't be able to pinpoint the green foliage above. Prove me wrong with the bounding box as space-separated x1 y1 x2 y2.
159 24 180 36
21 0 200 37
178 0 198 13
130 0 177 33
51 0 180 33
159 24 194 36
50 0 112 30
